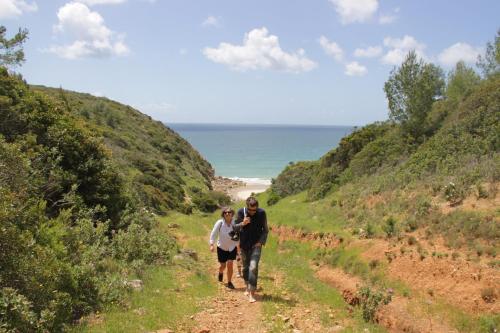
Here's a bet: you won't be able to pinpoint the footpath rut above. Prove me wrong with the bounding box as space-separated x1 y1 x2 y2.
191 268 266 333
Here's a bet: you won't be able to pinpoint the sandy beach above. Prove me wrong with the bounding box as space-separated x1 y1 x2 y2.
212 176 271 202
227 180 271 201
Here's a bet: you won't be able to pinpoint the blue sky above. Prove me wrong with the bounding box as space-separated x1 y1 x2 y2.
2 0 499 126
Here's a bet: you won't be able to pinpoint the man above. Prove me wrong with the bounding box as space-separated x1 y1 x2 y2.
234 196 269 303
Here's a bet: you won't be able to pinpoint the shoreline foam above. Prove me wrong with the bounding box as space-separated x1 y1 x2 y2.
226 177 271 201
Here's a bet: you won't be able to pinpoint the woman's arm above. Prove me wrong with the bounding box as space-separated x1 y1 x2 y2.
209 220 222 246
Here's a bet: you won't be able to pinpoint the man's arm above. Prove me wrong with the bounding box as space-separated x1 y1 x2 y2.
257 211 269 246
232 209 245 232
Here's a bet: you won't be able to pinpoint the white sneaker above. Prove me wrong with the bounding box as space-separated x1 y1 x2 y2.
244 290 249 296
248 295 256 303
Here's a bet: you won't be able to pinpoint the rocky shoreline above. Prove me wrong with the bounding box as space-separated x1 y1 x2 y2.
212 176 246 196
211 176 270 202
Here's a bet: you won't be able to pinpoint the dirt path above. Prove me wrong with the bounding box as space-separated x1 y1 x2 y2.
190 268 266 333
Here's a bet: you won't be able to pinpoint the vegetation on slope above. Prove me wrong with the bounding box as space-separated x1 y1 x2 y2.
0 25 217 332
269 31 500 250
32 85 214 214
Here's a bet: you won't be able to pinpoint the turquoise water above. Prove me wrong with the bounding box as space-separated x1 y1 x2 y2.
169 123 354 180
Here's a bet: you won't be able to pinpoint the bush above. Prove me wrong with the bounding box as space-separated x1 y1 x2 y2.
270 161 318 198
357 286 392 322
192 191 230 213
267 190 281 206
443 182 465 205
0 68 181 332
0 288 38 332
382 216 398 238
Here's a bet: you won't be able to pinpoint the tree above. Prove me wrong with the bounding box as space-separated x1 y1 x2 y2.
477 29 500 78
384 51 445 141
0 26 28 68
446 61 480 101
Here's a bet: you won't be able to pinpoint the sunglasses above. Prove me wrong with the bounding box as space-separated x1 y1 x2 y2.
223 211 233 215
247 208 257 213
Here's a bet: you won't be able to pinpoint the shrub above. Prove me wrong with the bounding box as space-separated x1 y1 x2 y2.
481 287 496 303
443 182 465 205
267 190 281 206
382 216 398 238
192 191 230 213
407 236 417 246
357 286 392 322
0 288 38 332
271 161 318 198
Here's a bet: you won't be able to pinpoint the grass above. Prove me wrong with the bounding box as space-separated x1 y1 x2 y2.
259 236 387 332
70 263 215 333
71 212 218 333
258 191 350 236
72 192 498 333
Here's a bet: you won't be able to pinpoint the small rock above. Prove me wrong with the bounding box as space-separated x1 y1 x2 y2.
132 308 146 316
167 223 180 228
198 329 210 333
125 279 143 290
181 249 198 261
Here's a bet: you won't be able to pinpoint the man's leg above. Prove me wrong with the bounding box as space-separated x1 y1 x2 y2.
240 248 251 293
247 246 262 302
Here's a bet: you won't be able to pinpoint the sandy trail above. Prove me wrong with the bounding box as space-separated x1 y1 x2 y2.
190 262 266 333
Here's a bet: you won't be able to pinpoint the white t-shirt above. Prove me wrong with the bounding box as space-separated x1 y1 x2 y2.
209 219 238 252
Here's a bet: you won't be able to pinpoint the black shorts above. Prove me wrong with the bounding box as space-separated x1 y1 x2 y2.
217 247 237 263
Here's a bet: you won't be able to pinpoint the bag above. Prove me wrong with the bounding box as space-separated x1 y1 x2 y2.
229 229 240 241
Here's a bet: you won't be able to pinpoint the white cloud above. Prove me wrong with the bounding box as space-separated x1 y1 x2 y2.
0 0 37 19
179 48 187 56
379 7 399 25
78 0 126 5
329 0 378 24
354 45 382 58
48 2 129 59
379 14 396 24
319 35 344 62
202 16 220 27
438 42 482 67
203 27 317 73
345 61 367 76
381 35 426 65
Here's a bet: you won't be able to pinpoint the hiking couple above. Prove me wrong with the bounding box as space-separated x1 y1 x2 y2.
209 196 269 303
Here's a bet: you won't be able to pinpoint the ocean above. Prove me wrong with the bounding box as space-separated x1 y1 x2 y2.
169 123 354 182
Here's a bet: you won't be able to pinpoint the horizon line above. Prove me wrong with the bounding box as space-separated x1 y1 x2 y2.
165 121 362 128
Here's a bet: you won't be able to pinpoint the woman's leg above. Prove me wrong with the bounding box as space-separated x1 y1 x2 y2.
226 260 233 283
218 262 226 281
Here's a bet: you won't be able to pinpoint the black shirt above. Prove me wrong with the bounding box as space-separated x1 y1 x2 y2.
235 207 269 250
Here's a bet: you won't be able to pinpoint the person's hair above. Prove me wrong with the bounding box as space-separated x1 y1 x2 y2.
220 206 235 217
246 196 258 208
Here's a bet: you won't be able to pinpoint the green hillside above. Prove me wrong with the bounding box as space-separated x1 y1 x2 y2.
270 52 500 250
32 85 214 214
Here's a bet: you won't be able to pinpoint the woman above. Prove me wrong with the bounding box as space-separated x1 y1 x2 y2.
209 207 238 289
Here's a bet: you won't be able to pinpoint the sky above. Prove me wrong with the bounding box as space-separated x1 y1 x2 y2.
1 0 499 126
